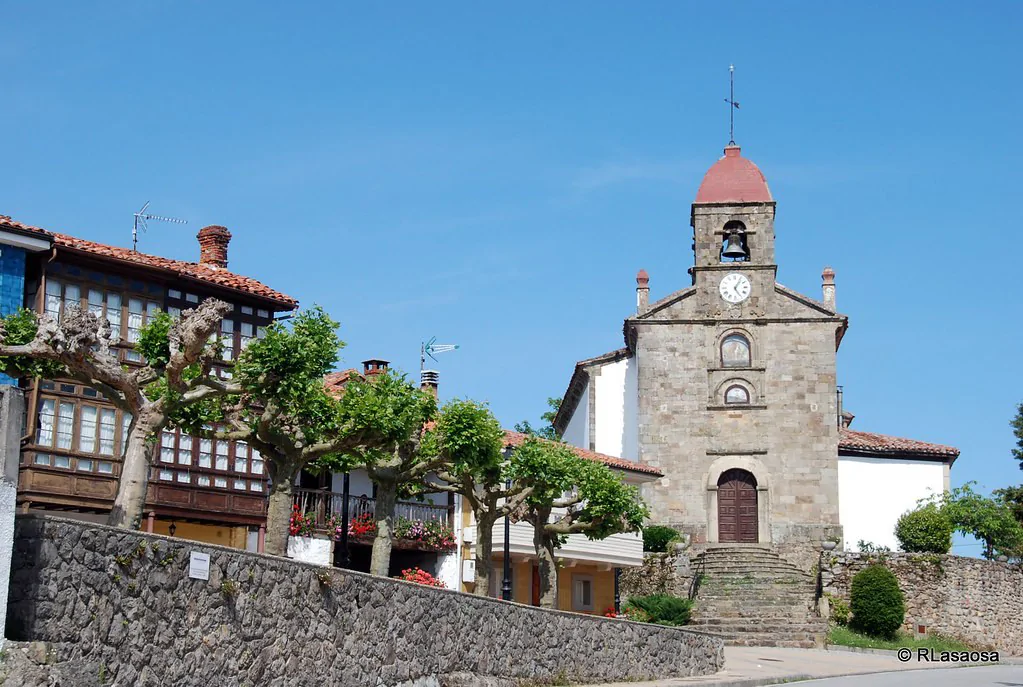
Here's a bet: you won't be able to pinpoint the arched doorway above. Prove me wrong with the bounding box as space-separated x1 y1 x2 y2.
717 469 758 543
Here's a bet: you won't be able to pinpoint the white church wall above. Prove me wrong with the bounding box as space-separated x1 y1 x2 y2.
562 383 589 449
838 455 946 551
594 358 628 458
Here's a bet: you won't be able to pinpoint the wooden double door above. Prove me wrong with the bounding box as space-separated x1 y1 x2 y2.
717 469 758 543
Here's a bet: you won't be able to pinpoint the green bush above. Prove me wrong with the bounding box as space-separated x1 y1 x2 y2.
623 594 692 626
850 565 905 639
828 594 851 626
642 526 681 553
895 504 953 554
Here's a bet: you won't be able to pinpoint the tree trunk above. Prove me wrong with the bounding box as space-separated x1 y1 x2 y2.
473 512 497 596
107 409 160 529
533 508 558 609
370 480 398 577
265 478 295 557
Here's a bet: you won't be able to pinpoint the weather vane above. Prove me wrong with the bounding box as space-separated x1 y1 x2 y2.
724 64 740 145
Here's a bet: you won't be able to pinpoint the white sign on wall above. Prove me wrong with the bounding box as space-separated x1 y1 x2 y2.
188 551 210 580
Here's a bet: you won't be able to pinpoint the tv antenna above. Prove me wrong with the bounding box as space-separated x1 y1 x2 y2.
133 201 187 251
421 336 459 373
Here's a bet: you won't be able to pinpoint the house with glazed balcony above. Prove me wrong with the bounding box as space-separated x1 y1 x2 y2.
0 214 297 549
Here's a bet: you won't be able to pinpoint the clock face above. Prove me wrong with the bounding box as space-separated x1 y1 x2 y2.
719 273 752 304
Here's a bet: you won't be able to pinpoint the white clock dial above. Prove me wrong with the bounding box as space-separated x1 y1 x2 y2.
719 273 752 304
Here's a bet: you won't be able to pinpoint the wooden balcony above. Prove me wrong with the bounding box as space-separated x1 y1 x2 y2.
292 487 454 533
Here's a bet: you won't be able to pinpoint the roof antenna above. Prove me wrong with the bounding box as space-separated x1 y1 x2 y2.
420 336 459 375
724 64 740 145
133 201 187 251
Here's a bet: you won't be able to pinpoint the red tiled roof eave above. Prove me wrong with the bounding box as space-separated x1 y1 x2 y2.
839 428 959 461
0 215 53 239
52 233 297 309
503 430 662 477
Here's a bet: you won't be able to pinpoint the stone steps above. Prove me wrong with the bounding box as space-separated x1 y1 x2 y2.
689 546 825 649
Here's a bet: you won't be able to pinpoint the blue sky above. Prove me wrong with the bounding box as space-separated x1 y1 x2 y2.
3 3 1021 552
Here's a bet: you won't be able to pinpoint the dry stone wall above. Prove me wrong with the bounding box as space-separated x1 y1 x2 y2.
821 552 1023 652
6 515 724 686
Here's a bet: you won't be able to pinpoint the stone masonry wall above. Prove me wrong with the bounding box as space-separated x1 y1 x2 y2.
821 551 1023 652
6 515 724 686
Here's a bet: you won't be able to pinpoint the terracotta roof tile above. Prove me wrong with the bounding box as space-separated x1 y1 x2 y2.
839 428 959 460
503 430 663 477
0 215 53 238
52 232 297 308
694 146 772 204
323 369 360 395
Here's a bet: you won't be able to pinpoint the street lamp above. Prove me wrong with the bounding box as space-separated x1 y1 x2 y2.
334 471 351 569
502 478 512 601
614 568 621 614
168 522 177 537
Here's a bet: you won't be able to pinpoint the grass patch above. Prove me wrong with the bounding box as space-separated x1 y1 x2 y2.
828 624 972 652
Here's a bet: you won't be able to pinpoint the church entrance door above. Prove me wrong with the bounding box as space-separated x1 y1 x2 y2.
717 469 758 543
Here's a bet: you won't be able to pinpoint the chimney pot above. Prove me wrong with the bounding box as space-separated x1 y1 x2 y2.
636 269 650 313
362 359 389 375
822 266 836 310
420 369 439 398
198 225 232 269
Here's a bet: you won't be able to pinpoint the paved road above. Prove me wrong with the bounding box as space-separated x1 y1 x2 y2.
580 646 1023 687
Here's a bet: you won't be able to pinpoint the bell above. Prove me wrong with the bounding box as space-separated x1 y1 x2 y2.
722 232 747 260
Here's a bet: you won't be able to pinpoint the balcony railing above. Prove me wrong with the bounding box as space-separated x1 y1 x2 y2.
292 487 453 531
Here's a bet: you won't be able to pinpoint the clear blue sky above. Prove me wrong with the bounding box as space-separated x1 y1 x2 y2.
3 3 1021 552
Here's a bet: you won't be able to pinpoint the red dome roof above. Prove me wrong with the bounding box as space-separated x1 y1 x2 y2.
694 145 772 204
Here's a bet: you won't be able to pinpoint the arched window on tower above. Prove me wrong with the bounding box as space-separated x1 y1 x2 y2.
721 334 751 368
720 220 749 262
724 385 751 405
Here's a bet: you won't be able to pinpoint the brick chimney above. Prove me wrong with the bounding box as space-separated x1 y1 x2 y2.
197 225 232 269
822 266 836 310
362 359 389 376
420 370 439 398
636 269 650 313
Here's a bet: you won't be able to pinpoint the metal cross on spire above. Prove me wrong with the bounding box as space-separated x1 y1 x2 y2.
724 64 740 145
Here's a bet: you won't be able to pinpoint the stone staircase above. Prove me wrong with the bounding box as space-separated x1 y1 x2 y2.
688 545 826 648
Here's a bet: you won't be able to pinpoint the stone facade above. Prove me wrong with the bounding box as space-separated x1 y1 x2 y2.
821 552 1023 652
630 197 845 551
6 515 724 686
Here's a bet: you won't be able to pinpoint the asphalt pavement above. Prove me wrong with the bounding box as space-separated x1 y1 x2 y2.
579 646 1023 687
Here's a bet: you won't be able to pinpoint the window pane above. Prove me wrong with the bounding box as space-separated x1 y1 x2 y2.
63 283 80 314
37 399 55 446
78 459 94 472
198 475 211 487
161 431 175 463
199 439 212 468
721 335 751 367
241 306 253 315
725 386 750 405
45 280 61 319
234 479 246 490
146 301 160 319
79 406 97 453
99 409 116 455
186 293 199 303
106 292 122 340
127 298 143 343
167 306 181 319
34 453 50 466
179 437 192 466
159 469 173 481
88 289 104 318
121 413 132 457
214 476 227 488
56 402 75 450
54 455 71 469
251 451 263 475
221 320 234 360
215 442 228 470
168 289 182 299
98 461 114 474
176 471 190 484
240 322 254 350
257 309 269 319
249 481 263 492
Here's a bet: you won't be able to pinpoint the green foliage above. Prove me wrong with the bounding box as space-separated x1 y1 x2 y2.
642 525 680 552
827 594 851 626
849 564 905 639
514 397 562 441
895 503 953 554
1012 402 1023 470
135 311 173 368
993 485 1023 526
856 540 890 554
436 399 505 482
507 437 580 507
829 624 974 652
0 308 66 378
933 482 1023 559
623 594 692 626
220 579 239 597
